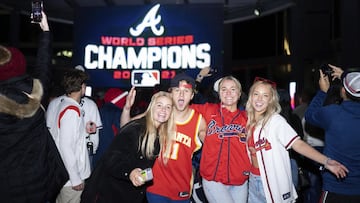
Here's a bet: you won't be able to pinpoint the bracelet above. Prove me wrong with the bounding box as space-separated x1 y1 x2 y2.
324 157 331 169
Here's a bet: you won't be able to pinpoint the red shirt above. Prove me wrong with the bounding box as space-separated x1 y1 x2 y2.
147 109 203 200
192 103 251 185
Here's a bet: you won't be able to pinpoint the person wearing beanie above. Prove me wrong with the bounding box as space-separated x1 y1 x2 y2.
92 88 128 167
0 12 68 203
305 64 360 203
0 46 27 81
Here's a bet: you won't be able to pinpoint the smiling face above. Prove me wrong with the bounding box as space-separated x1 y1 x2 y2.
170 80 194 112
219 79 241 111
251 83 272 117
152 95 173 127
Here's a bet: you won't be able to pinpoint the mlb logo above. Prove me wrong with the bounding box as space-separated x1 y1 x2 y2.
131 70 160 87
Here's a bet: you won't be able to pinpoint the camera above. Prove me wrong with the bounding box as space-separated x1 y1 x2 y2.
320 64 333 78
31 1 43 23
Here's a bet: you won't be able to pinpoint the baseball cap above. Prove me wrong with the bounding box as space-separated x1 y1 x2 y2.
343 72 360 98
169 72 196 89
213 78 222 93
103 88 128 109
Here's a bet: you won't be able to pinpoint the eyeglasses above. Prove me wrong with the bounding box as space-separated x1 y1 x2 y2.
254 77 277 89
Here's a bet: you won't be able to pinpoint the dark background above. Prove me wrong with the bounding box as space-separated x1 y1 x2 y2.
1 0 360 95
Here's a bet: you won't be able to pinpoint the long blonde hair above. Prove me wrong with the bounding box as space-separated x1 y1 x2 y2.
140 91 176 165
245 81 281 137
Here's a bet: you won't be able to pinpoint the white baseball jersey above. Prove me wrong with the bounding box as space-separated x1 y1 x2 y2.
251 114 299 203
47 95 102 153
51 96 91 187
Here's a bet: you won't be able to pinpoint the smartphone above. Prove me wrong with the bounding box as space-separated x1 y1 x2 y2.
140 168 153 182
31 1 43 23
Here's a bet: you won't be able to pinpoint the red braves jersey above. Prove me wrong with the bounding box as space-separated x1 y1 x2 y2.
147 109 202 200
192 103 251 185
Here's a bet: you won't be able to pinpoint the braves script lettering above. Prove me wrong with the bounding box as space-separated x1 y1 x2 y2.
207 120 246 142
129 4 164 37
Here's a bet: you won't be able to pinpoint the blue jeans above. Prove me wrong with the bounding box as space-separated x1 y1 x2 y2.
202 178 248 203
290 158 298 187
146 192 190 203
303 146 323 203
248 173 266 203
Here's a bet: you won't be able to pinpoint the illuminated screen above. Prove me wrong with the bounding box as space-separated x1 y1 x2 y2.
73 3 223 88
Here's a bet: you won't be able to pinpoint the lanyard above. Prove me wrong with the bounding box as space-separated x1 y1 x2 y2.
219 106 241 126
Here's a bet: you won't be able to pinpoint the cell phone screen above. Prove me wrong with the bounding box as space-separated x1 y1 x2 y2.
31 1 43 23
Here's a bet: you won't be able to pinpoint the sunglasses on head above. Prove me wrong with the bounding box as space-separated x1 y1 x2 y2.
254 77 277 89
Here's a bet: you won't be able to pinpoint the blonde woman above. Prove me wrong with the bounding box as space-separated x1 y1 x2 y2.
192 75 252 203
81 91 176 203
245 77 348 203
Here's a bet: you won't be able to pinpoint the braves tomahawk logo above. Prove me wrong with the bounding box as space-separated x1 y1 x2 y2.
254 137 272 151
129 4 164 37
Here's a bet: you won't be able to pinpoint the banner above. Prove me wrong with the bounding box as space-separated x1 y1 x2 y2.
74 3 223 88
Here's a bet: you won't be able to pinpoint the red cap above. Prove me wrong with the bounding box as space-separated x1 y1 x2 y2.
103 88 127 109
0 46 27 81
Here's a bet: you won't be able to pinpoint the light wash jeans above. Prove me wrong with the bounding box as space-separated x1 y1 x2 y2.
202 178 248 203
248 173 266 203
290 158 298 187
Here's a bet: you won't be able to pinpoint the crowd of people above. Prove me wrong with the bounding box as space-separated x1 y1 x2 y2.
1 11 360 203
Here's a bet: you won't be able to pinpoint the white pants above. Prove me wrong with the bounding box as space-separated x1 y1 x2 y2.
56 186 82 203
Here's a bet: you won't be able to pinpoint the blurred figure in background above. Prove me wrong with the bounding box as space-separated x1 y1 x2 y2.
93 88 127 167
277 89 305 195
47 66 102 170
0 12 68 203
50 69 91 203
305 65 360 203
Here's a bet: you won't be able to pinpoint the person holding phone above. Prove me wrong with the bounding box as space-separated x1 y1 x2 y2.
31 0 43 23
0 11 68 203
305 65 360 203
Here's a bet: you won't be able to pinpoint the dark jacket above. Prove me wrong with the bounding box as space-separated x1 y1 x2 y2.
0 32 68 203
305 90 360 195
93 102 122 167
81 118 159 203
